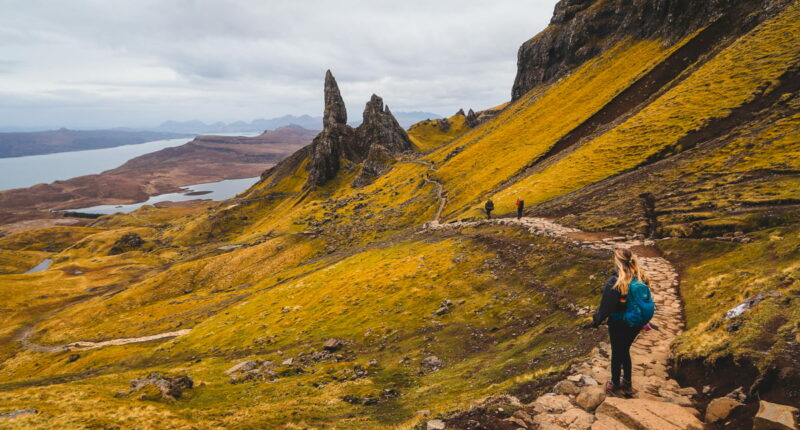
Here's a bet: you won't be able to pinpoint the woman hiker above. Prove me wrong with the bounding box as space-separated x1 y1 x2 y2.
484 199 494 219
591 248 655 396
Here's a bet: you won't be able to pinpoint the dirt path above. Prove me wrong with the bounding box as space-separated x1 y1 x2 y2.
18 327 191 353
426 218 703 429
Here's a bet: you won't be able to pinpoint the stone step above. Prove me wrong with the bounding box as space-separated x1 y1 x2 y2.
592 412 634 429
596 397 703 430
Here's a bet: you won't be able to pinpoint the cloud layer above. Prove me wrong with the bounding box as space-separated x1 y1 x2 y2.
0 0 558 128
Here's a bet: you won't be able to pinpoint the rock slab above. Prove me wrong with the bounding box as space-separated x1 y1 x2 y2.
596 397 702 430
754 400 799 430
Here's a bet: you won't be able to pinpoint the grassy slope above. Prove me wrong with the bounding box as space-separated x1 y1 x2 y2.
661 224 800 368
0 226 609 429
493 4 800 214
428 38 681 218
0 4 798 429
407 113 470 152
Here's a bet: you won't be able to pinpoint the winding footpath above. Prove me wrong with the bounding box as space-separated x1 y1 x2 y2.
18 326 190 353
426 218 703 430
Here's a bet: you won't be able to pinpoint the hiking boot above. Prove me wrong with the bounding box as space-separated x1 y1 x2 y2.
605 381 626 397
619 379 635 398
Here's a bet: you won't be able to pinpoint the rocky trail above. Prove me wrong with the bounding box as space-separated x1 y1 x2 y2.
18 326 191 353
425 217 705 430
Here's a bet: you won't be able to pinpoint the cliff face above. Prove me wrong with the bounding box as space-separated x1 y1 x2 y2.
511 0 786 100
305 71 413 188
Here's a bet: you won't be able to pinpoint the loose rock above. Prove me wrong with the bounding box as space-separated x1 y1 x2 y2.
705 397 743 423
754 400 798 430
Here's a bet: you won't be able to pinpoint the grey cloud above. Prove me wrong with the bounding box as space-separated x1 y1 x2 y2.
0 0 558 128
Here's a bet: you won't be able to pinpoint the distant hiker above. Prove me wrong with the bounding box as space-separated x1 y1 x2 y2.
592 248 655 396
484 199 494 219
515 199 525 219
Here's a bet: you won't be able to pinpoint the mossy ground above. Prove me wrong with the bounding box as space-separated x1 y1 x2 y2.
660 223 800 369
0 224 608 429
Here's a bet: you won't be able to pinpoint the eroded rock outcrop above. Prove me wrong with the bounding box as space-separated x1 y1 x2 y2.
305 71 414 188
129 372 193 401
352 144 396 188
355 95 413 155
465 108 479 128
511 0 787 100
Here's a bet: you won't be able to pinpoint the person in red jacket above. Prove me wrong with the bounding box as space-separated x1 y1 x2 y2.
515 198 525 219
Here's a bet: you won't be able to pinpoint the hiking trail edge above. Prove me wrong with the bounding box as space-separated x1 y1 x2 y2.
425 217 703 430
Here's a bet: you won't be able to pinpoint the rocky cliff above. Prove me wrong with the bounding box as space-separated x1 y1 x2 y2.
305 71 413 188
511 0 788 100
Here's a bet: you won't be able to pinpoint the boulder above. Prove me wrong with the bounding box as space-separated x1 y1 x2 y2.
754 401 798 430
724 291 782 319
421 356 444 371
226 360 259 375
109 232 146 255
531 393 573 414
427 419 446 430
575 385 606 411
596 397 702 430
559 408 595 429
555 380 582 395
130 372 193 401
567 374 583 383
323 338 345 351
581 375 599 386
532 413 564 430
704 397 743 423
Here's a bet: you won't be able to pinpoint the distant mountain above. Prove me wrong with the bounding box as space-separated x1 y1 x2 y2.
152 116 322 134
152 111 442 134
0 129 192 158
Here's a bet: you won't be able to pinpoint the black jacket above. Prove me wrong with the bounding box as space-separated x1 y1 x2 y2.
592 275 627 327
485 201 494 211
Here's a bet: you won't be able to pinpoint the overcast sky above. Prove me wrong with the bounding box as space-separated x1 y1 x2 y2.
0 0 558 129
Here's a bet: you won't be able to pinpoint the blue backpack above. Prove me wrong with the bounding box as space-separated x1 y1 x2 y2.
620 279 655 327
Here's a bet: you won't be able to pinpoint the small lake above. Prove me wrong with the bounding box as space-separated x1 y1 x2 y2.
68 177 260 215
0 132 259 191
24 258 53 274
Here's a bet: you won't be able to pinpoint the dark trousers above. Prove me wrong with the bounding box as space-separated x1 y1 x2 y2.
516 208 523 219
608 319 641 387
485 209 492 219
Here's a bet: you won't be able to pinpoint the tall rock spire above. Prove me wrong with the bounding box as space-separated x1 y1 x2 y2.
323 70 347 128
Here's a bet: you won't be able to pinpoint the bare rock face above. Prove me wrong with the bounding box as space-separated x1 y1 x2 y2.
465 108 479 128
352 144 396 188
305 71 413 188
323 70 347 128
511 0 786 100
306 125 354 187
354 95 413 155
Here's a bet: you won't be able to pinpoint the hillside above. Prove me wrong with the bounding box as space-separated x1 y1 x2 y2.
0 127 315 225
0 0 798 429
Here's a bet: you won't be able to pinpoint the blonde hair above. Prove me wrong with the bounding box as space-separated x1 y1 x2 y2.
612 248 649 295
